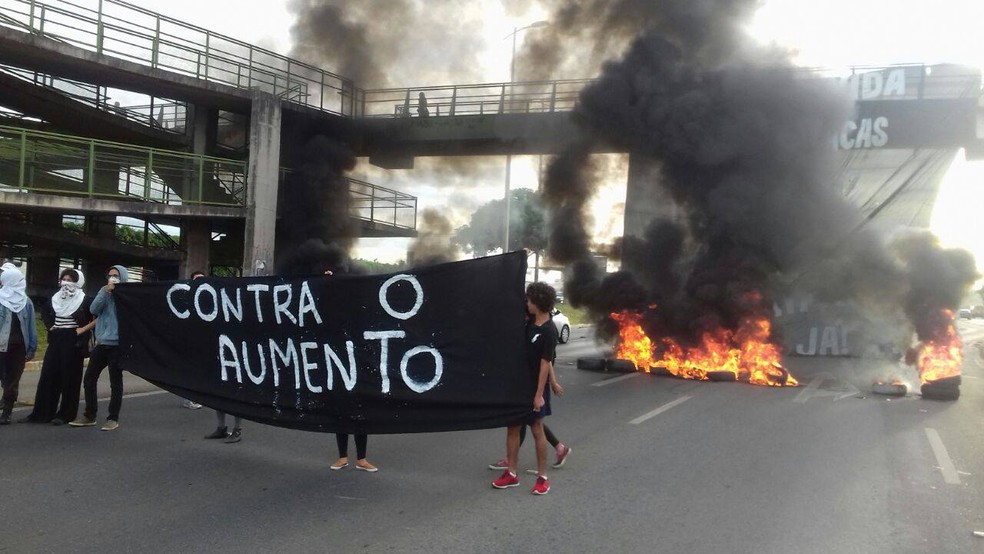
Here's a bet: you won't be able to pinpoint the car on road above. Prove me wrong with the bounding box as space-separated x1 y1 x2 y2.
959 308 972 319
552 309 571 344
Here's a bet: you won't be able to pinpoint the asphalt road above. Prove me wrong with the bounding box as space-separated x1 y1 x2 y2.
2 322 984 553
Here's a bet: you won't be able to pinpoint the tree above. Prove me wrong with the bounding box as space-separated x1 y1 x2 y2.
452 188 547 256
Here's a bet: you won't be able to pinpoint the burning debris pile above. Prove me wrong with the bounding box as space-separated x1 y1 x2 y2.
531 1 977 391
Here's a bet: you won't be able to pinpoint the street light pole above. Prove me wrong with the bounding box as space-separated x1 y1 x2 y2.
503 21 547 253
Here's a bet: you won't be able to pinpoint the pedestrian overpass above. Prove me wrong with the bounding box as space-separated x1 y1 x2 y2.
0 0 980 289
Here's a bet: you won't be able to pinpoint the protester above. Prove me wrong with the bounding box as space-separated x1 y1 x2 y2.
492 282 559 495
331 434 377 472
179 270 205 410
205 411 242 444
488 422 571 471
0 265 37 425
322 266 378 472
21 268 91 425
69 265 127 431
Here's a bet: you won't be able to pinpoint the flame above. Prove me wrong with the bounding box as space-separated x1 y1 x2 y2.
915 309 963 385
610 309 797 387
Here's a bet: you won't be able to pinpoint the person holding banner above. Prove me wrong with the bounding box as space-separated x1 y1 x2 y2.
331 434 377 472
0 264 37 425
179 271 206 411
70 265 127 431
21 268 91 425
492 282 559 495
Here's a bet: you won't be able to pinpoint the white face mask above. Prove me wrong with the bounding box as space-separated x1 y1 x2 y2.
108 276 120 284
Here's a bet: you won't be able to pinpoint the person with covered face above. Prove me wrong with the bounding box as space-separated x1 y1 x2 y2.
0 264 38 425
70 265 128 431
20 268 92 424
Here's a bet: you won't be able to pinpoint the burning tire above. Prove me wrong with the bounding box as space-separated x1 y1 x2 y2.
706 371 737 382
920 375 961 401
606 359 637 373
576 357 606 371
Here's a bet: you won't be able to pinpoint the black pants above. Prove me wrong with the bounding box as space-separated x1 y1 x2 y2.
82 344 122 421
29 329 84 422
0 342 26 414
336 433 368 460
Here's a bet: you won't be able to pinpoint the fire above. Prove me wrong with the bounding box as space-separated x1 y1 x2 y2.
915 310 963 385
610 309 797 387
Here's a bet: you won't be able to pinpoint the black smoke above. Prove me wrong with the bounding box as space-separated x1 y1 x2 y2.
536 1 977 355
276 135 359 275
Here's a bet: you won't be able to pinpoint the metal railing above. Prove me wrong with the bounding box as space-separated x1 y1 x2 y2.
0 0 360 115
348 177 417 230
361 64 981 119
360 79 593 118
0 63 188 132
0 125 247 206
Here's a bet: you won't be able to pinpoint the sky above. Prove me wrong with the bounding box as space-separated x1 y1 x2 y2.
125 0 983 270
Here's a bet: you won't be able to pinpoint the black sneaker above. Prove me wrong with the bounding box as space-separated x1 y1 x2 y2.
0 413 10 425
224 428 242 444
51 418 65 426
204 426 228 439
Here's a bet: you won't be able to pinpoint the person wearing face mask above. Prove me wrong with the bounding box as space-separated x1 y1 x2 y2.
20 268 92 424
0 265 38 425
70 265 128 431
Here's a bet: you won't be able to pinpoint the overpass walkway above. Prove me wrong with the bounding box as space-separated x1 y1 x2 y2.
0 125 417 233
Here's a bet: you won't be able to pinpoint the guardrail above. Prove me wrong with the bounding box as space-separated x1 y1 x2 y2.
0 125 247 206
0 63 187 132
348 177 417 230
0 0 360 115
360 79 593 118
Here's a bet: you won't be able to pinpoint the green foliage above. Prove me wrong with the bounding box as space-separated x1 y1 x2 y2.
452 188 547 255
354 259 407 274
62 221 178 248
556 301 591 326
34 314 47 360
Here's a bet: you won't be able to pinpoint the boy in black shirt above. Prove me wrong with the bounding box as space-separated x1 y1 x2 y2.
492 282 559 495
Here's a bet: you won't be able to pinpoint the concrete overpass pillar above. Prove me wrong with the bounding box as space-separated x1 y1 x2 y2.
623 153 683 238
242 92 282 277
180 219 210 278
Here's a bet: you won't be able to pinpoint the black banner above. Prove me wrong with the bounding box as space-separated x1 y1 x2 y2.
116 252 532 434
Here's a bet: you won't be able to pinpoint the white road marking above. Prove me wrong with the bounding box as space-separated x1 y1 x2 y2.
925 427 961 484
12 389 170 412
629 396 692 425
592 373 642 387
792 373 861 403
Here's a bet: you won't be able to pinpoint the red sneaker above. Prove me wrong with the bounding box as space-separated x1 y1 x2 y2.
488 458 509 470
552 444 572 468
532 475 550 495
492 471 520 489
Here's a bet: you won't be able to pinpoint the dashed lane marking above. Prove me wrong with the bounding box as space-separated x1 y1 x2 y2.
592 373 642 387
925 427 961 485
629 395 692 425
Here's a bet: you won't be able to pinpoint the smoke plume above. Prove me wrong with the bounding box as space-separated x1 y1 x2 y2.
276 135 359 275
535 0 977 356
408 208 459 267
288 0 490 88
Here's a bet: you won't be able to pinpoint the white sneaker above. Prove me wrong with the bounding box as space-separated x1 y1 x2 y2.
101 420 119 431
182 400 203 410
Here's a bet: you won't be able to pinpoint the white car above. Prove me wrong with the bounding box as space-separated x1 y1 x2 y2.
552 309 571 344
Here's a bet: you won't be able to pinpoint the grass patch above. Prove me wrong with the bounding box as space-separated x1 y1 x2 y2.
555 302 593 326
35 316 47 360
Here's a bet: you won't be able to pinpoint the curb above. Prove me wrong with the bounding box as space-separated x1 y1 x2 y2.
23 358 92 372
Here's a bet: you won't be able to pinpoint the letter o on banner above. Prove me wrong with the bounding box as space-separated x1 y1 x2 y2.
378 274 424 320
194 284 219 322
400 346 443 393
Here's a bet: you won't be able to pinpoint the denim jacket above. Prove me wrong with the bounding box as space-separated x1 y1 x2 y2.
0 301 38 359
